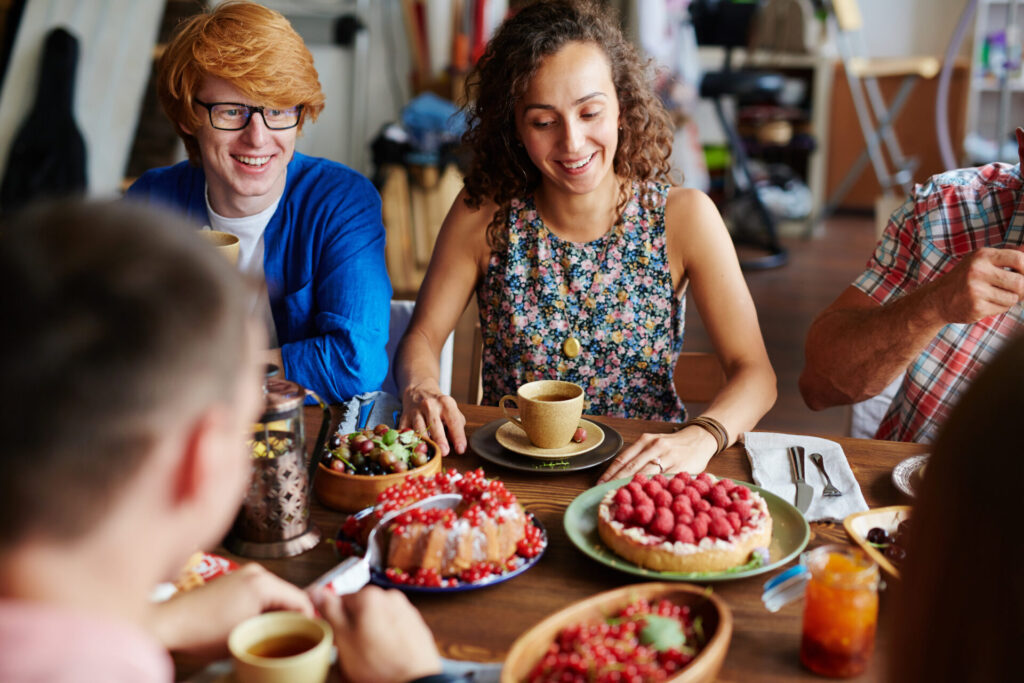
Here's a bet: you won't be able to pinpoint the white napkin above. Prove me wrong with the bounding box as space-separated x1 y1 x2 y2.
743 432 869 523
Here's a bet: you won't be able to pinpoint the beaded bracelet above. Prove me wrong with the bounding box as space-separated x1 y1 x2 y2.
681 415 730 456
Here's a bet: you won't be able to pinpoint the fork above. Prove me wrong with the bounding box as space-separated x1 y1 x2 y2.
809 452 842 497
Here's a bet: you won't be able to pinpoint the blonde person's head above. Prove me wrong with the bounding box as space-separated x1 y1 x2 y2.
158 1 326 164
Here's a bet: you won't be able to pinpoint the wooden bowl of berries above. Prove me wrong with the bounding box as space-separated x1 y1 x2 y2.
502 582 732 683
843 505 911 579
313 424 441 513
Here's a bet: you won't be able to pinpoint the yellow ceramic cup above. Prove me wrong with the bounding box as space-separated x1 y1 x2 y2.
499 379 584 449
198 229 240 266
228 611 334 683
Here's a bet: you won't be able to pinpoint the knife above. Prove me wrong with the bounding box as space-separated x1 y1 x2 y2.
789 446 813 514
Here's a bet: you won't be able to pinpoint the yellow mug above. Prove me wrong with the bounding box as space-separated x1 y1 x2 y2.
198 229 240 266
228 611 334 683
499 379 584 449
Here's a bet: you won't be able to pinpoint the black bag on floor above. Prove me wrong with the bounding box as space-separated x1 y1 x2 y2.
1 27 86 212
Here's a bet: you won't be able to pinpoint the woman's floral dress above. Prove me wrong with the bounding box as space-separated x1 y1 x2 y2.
477 181 687 422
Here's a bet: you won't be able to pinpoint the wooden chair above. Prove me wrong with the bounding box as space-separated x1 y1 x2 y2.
465 320 725 407
819 0 940 220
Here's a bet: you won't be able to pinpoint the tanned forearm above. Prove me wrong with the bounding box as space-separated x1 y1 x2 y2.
800 284 947 410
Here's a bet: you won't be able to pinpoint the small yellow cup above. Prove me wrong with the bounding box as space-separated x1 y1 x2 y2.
228 611 333 683
499 379 584 449
198 229 240 266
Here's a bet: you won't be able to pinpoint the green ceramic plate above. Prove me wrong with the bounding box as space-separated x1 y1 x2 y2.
564 478 810 582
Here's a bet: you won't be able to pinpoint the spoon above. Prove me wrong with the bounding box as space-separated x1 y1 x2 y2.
809 452 842 497
307 493 462 595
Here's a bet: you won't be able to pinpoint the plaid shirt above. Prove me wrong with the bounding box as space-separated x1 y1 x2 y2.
853 154 1024 443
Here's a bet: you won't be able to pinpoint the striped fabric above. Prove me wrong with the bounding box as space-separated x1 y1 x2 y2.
853 155 1024 443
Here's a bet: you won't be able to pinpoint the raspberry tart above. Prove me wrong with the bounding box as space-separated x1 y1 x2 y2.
340 468 546 587
597 472 772 573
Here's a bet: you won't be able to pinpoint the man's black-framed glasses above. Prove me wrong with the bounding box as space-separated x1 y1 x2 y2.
194 99 303 131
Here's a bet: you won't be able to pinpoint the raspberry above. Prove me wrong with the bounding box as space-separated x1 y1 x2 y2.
626 481 644 498
643 479 663 497
697 472 714 485
676 512 694 525
648 508 674 537
632 503 655 526
671 524 695 544
633 491 652 509
734 485 751 501
667 477 686 495
670 497 692 518
614 487 633 506
632 472 649 485
695 511 712 527
691 516 709 540
710 486 731 509
674 471 693 484
729 500 752 520
652 474 670 488
709 517 733 539
692 479 711 496
652 489 673 509
613 503 634 523
718 478 737 491
693 498 711 513
708 506 727 520
684 487 702 504
727 511 742 532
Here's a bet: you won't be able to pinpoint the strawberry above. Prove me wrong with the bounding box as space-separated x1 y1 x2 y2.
693 498 711 513
727 511 742 532
667 477 686 495
613 503 634 523
710 485 731 509
643 479 663 498
729 500 752 520
671 524 695 545
671 496 692 518
632 503 655 526
653 489 673 509
691 516 709 540
613 487 633 506
709 517 733 539
648 508 674 537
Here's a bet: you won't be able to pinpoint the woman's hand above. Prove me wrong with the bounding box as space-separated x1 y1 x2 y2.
597 425 719 483
400 380 467 456
312 585 442 683
147 563 315 657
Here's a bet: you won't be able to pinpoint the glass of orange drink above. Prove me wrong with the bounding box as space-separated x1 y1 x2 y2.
800 544 879 677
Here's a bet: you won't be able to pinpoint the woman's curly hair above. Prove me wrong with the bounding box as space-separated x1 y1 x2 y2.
461 0 674 250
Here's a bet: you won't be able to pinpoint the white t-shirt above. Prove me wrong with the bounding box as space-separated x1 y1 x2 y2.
203 189 282 347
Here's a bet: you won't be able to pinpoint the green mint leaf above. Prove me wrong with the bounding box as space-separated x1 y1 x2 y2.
639 615 686 652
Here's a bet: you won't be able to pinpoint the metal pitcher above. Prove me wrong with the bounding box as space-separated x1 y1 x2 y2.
223 367 331 558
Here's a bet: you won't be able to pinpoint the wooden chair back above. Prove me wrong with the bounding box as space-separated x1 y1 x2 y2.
831 0 863 32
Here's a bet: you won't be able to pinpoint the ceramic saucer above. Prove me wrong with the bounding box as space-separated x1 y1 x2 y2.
494 418 605 460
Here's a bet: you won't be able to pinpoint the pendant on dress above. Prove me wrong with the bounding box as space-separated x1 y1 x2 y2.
562 336 581 358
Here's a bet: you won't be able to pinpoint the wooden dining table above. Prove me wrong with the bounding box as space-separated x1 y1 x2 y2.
224 404 927 682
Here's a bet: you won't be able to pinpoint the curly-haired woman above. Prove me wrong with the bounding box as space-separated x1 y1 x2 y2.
395 0 776 478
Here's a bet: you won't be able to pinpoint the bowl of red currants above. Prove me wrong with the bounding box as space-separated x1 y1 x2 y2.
502 582 732 683
313 424 441 512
